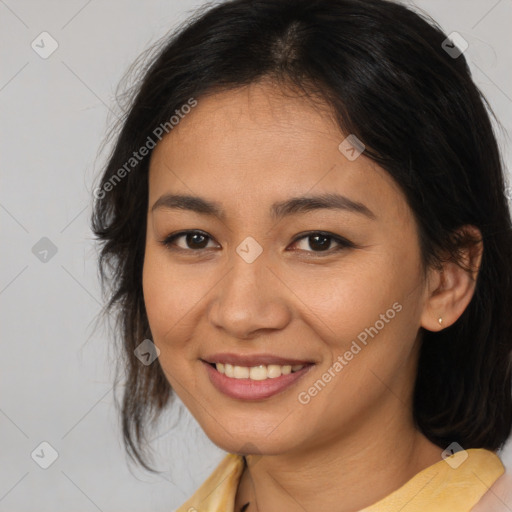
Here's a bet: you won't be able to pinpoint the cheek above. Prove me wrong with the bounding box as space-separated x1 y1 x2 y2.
277 250 412 349
141 249 200 398
286 247 423 396
142 245 200 349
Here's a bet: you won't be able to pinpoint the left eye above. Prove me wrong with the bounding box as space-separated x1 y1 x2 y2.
289 232 354 253
160 230 354 254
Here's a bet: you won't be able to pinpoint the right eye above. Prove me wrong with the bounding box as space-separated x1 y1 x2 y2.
160 230 219 252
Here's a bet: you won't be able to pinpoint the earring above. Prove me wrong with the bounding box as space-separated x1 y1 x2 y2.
438 317 443 326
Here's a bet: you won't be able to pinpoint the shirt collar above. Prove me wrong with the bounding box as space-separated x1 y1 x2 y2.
175 448 505 512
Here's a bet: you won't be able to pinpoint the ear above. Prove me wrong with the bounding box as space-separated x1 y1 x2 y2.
420 225 483 332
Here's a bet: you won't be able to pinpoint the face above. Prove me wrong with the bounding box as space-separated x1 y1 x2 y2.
143 81 430 457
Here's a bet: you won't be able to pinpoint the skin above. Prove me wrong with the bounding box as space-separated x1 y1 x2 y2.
142 80 483 512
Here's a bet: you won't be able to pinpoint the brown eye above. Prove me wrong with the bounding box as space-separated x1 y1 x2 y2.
161 230 217 251
304 234 331 251
289 231 354 253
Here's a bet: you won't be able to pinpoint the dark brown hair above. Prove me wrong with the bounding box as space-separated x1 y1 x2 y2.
91 0 512 472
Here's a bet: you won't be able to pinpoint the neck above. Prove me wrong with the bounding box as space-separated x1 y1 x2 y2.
235 412 442 512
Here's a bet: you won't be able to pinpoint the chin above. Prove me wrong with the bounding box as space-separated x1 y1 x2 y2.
197 416 306 457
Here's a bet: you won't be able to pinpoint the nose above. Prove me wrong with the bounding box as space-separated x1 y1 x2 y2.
208 252 292 339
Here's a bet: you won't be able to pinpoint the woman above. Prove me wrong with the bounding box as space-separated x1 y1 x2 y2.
91 0 512 510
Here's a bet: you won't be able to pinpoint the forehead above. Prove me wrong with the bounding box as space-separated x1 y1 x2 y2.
147 82 409 223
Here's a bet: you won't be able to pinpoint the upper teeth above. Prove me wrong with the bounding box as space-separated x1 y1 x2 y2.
216 363 305 380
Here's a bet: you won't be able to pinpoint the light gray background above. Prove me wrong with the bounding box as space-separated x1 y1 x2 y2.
1 0 511 510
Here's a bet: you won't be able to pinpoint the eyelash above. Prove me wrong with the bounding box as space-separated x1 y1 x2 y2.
159 230 355 256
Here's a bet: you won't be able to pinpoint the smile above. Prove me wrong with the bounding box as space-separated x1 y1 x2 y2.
202 358 314 400
215 362 305 380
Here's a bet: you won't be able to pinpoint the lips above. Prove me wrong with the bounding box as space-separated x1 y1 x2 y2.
201 353 315 400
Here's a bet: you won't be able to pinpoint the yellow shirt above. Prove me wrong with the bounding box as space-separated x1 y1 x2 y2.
174 448 506 512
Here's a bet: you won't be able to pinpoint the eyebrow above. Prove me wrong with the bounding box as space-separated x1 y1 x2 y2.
151 193 376 220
